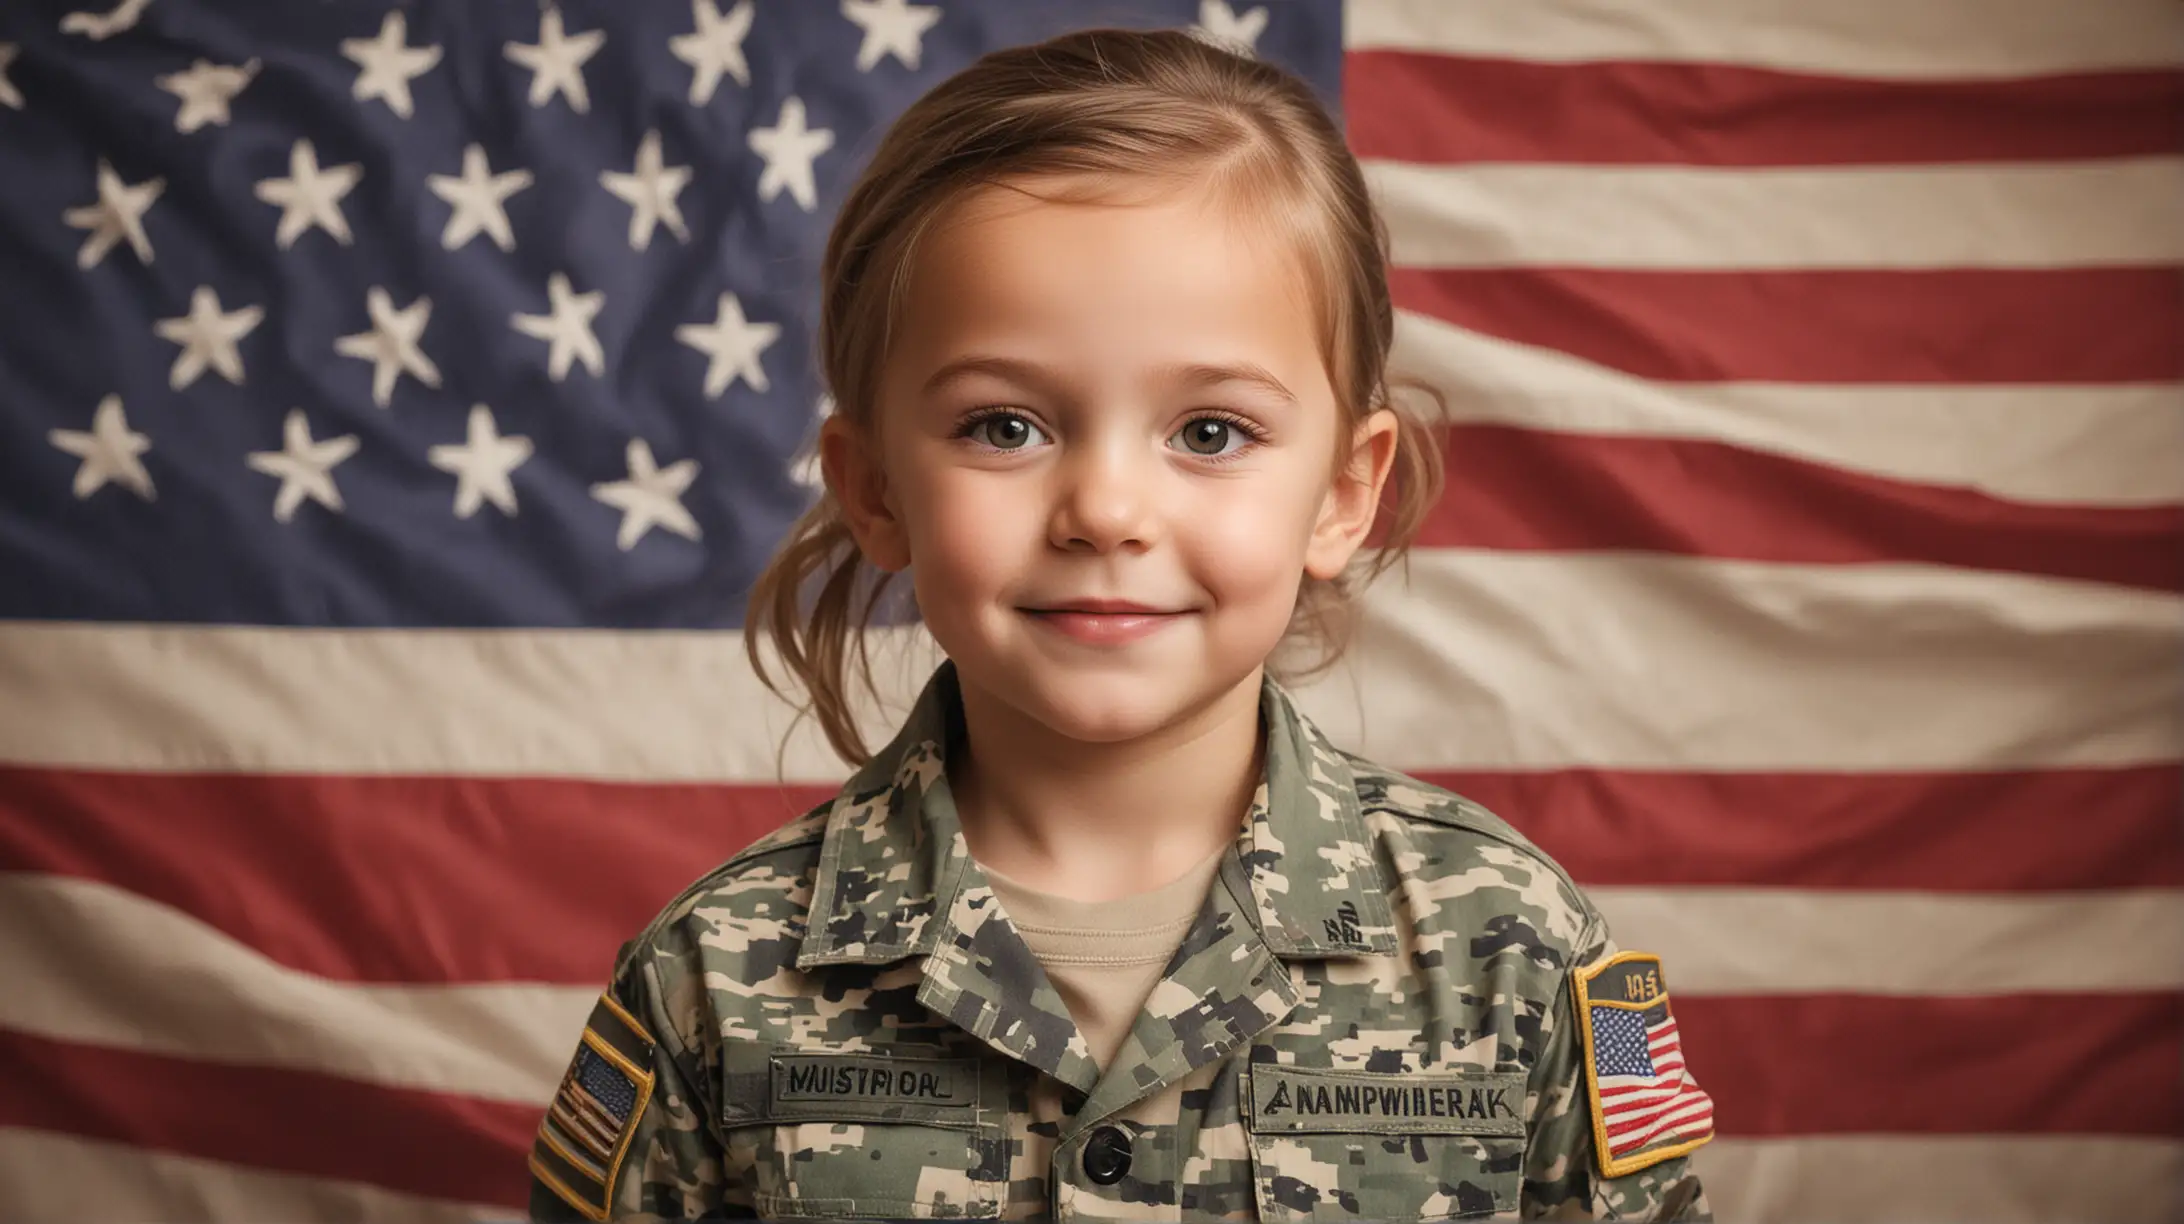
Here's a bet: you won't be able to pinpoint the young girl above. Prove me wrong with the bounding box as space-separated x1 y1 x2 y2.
530 28 1713 1223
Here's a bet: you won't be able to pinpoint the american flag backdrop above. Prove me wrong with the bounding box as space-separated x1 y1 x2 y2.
0 0 2177 1219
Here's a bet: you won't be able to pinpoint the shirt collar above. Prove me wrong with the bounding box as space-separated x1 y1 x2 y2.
794 659 1397 970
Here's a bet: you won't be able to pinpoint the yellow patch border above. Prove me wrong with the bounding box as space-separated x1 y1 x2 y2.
1572 951 1713 1179
533 993 658 1221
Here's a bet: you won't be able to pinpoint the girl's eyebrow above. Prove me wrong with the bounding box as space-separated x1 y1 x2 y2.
921 354 1299 405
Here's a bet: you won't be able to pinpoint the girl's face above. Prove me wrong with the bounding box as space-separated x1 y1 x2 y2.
827 176 1394 749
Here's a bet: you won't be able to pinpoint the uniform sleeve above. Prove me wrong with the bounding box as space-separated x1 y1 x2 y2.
528 940 750 1221
1521 918 1713 1222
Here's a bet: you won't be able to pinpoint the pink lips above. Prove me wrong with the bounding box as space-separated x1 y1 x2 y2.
1022 600 1184 646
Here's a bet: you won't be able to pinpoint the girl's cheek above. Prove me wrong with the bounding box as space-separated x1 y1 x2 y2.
905 477 1031 574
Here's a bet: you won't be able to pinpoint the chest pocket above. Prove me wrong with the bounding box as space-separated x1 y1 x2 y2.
720 1044 1010 1221
1244 1064 1527 1221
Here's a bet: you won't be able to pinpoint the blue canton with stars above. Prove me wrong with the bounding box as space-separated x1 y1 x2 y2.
573 1046 638 1122
1590 1006 1659 1078
0 0 1341 630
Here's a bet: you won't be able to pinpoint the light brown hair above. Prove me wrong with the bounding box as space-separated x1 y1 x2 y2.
747 26 1445 767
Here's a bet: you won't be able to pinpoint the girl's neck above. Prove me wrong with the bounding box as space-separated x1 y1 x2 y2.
947 667 1265 903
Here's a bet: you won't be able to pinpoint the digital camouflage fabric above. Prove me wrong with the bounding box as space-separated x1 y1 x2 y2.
528 661 1713 1221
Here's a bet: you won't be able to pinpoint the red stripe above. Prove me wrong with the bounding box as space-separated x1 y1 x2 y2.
1 765 2175 997
559 1087 622 1152
1415 766 2184 891
1608 1094 1713 1138
1601 1083 1684 1103
0 765 2172 994
1676 993 2182 1135
1613 1103 1716 1149
1601 1072 1688 1099
0 765 818 983
1416 424 2184 590
1389 267 2184 383
0 1028 537 1208
1347 53 2184 165
547 1099 615 1161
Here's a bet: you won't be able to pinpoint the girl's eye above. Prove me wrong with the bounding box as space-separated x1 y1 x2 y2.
1170 416 1250 457
967 413 1047 450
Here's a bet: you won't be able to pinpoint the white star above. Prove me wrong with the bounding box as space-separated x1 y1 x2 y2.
428 404 532 519
48 395 153 501
0 44 23 111
675 293 778 397
591 438 700 551
63 160 163 268
334 287 441 408
427 143 531 251
842 0 940 72
254 139 361 249
341 11 441 120
670 0 752 105
60 0 151 41
153 284 262 390
155 57 258 132
504 8 604 114
511 272 605 381
246 409 358 523
600 130 691 251
748 96 833 212
1191 0 1268 56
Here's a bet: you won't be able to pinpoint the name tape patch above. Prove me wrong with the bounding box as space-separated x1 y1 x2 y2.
765 1053 983 1127
1250 1066 1526 1136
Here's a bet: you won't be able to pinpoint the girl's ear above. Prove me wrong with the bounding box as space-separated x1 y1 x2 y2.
820 414 911 572
1303 408 1400 582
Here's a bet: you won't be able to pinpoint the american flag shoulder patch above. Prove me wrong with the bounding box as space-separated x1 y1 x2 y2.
1573 951 1716 1178
530 991 659 1221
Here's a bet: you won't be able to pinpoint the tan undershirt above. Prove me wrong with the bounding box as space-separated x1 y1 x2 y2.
979 844 1229 1073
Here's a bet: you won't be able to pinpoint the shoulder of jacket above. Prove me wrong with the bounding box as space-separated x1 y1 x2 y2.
723 794 837 868
1343 751 1592 909
610 795 835 979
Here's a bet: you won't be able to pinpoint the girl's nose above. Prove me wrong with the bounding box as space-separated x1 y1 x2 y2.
1048 440 1160 554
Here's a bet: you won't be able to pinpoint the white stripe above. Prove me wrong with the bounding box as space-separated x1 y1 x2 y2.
1345 0 2184 78
1307 551 2184 772
0 873 583 1104
0 1130 510 1224
1590 887 2184 994
1390 309 2184 507
0 553 2175 777
0 620 942 782
1367 157 2184 269
1697 1135 2183 1223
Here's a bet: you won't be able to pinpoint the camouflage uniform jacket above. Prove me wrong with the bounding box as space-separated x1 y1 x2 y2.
529 661 1713 1221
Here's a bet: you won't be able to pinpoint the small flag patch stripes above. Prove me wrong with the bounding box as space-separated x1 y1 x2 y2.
530 992 657 1220
1573 952 1716 1177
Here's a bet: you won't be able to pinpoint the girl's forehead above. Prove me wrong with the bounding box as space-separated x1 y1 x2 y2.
906 176 1319 335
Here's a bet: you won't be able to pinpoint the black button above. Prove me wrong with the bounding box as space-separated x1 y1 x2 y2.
1082 1125 1132 1185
